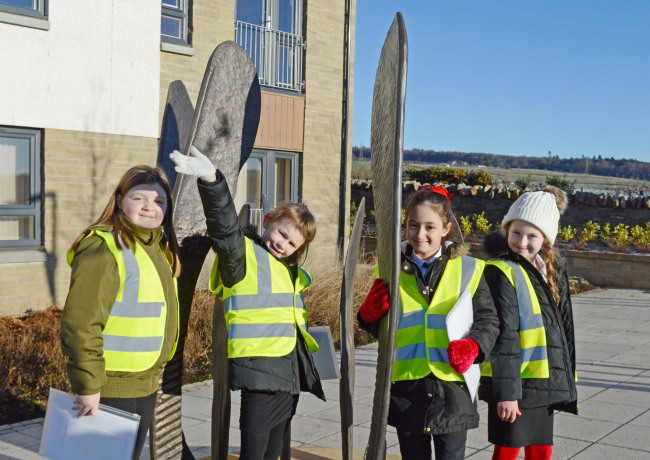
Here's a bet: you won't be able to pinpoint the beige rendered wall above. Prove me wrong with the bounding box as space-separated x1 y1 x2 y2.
302 0 356 267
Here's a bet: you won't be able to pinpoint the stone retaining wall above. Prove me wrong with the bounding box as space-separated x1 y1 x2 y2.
359 237 650 290
352 181 650 228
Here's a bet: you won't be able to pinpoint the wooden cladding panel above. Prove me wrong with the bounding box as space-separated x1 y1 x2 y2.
254 91 304 152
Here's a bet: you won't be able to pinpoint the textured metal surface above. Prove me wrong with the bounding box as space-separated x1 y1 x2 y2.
340 198 365 460
151 391 184 459
152 80 198 460
365 13 408 460
173 40 261 239
157 80 194 191
212 297 230 460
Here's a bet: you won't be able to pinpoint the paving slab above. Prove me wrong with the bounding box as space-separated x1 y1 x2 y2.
2 288 650 459
569 443 650 460
598 424 650 452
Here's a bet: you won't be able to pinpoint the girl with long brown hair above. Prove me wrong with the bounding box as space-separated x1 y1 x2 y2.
61 165 180 460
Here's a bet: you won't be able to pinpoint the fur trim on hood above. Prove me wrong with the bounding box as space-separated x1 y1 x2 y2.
484 230 510 258
449 241 470 258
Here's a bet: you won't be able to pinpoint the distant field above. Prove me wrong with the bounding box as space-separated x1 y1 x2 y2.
352 159 650 194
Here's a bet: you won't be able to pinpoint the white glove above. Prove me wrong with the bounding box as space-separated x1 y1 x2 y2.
169 146 216 182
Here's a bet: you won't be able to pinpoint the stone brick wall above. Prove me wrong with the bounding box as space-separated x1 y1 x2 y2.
352 182 650 229
302 0 356 266
360 237 650 290
0 130 157 315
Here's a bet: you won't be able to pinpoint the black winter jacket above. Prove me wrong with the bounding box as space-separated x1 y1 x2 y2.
358 242 499 434
478 231 577 414
197 172 324 400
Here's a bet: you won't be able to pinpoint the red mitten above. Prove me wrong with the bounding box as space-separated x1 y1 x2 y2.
359 278 390 323
447 338 479 374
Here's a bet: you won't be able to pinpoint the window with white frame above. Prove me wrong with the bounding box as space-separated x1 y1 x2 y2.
0 127 42 250
236 0 304 92
161 0 190 45
0 0 47 18
234 150 298 232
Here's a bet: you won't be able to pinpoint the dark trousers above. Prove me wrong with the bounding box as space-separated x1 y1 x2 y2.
240 417 291 460
101 392 158 460
396 428 468 460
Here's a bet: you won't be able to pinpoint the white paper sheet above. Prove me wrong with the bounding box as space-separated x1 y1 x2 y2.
309 326 341 380
446 289 481 401
40 388 140 460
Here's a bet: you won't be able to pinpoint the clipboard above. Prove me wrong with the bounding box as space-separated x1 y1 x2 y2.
40 388 140 460
309 326 341 380
446 289 481 401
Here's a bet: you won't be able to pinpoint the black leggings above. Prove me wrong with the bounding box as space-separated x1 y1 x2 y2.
396 428 468 460
100 392 158 460
240 417 291 460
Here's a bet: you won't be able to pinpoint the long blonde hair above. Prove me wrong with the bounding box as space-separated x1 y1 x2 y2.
69 165 181 277
503 221 559 303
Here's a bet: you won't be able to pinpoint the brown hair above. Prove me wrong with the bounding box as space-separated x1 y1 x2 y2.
265 202 316 265
68 165 181 277
404 188 461 246
502 221 559 304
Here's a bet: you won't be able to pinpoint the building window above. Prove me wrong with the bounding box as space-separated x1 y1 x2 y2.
236 0 303 92
0 0 47 18
234 150 298 232
161 0 189 46
0 127 42 250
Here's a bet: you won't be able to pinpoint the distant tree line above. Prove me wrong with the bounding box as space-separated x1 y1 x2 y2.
352 147 650 181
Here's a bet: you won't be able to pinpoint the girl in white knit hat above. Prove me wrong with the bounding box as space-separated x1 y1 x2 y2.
479 186 578 460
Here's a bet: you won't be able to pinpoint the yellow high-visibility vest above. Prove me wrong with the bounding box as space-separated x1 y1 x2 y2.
481 260 549 379
67 230 179 372
209 237 319 358
392 256 485 382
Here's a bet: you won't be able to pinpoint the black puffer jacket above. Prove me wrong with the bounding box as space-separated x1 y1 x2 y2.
197 171 324 400
358 242 499 434
478 231 577 414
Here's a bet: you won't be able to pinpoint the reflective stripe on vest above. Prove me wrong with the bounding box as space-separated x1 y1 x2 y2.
67 231 178 372
392 256 485 382
211 237 319 358
481 260 549 379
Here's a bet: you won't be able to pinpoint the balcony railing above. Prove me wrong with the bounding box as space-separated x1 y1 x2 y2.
236 20 304 92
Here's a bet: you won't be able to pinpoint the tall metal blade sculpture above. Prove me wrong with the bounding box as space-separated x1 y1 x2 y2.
340 197 365 460
152 80 197 460
157 80 195 191
364 13 408 460
151 41 261 460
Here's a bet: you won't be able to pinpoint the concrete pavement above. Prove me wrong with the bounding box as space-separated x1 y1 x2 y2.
1 288 649 459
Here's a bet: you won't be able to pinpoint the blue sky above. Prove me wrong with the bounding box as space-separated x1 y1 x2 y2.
351 1 650 162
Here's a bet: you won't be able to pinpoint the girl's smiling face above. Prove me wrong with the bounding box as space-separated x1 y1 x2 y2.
406 203 452 260
507 219 545 262
117 183 168 229
263 218 305 259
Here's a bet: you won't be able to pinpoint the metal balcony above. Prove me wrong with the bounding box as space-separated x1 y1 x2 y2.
236 20 304 92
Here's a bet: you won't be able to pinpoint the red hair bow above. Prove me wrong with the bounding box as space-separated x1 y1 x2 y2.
423 186 453 203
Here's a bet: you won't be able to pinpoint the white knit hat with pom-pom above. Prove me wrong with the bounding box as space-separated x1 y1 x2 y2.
502 188 566 244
